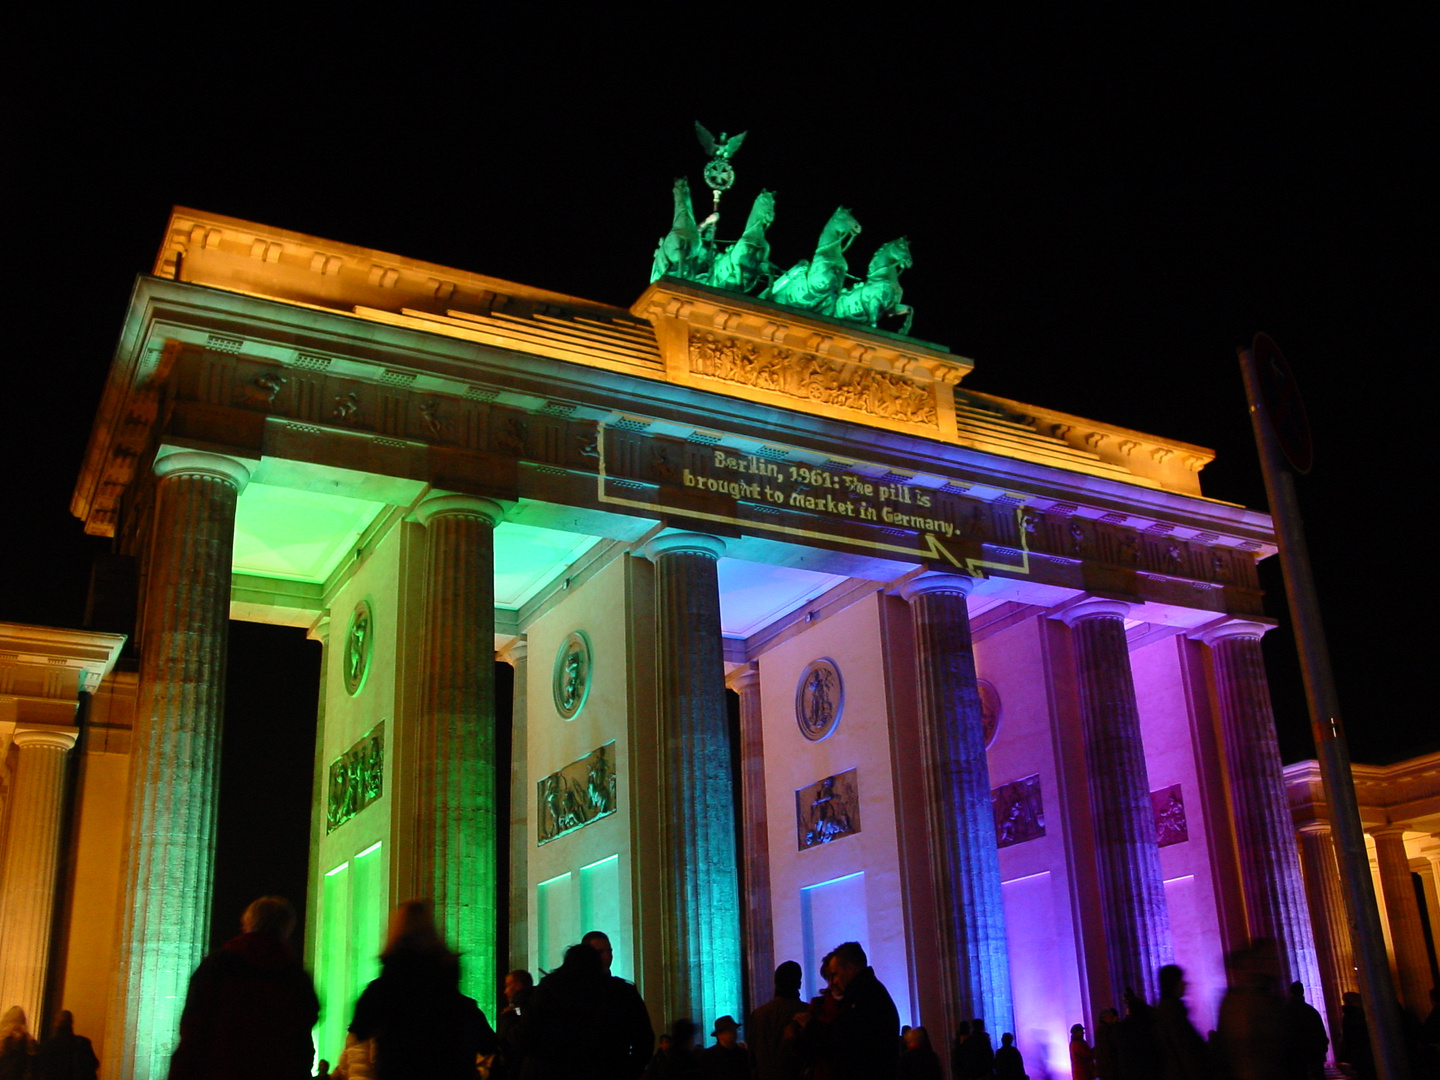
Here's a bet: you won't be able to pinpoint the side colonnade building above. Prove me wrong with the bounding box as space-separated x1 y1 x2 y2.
24 208 1333 1076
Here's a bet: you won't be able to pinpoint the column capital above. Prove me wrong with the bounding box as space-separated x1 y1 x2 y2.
12 727 78 751
153 450 250 494
499 638 529 667
726 661 760 692
643 531 726 562
414 492 509 528
1297 820 1334 836
898 570 977 602
309 612 332 646
1369 823 1410 841
1058 597 1132 627
1200 620 1274 646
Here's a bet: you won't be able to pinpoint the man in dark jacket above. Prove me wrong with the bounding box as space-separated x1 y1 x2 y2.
168 896 319 1080
747 961 808 1080
795 941 900 1080
522 940 654 1079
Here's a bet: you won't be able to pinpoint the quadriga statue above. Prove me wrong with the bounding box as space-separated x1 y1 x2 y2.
835 236 914 334
763 206 862 316
651 177 714 283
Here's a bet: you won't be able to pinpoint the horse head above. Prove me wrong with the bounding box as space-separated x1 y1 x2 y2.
821 205 863 253
869 236 912 276
746 189 777 231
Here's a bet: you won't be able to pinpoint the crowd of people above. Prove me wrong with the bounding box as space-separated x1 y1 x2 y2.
9 900 1440 1080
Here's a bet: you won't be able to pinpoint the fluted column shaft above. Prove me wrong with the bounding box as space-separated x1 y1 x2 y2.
1370 827 1431 1015
1063 600 1172 1005
901 572 1013 1032
645 533 742 1030
728 662 773 1014
0 728 79 1026
1297 822 1353 1042
1204 623 1322 996
114 451 248 1080
501 640 529 974
414 494 506 1016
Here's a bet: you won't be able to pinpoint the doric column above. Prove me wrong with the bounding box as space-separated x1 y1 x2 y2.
304 613 331 979
1370 826 1431 1015
643 532 742 1030
413 493 507 1015
113 450 248 1080
900 572 1013 1032
500 639 529 974
1202 622 1322 996
1297 822 1353 1042
727 661 773 1014
1060 599 1172 1005
0 727 79 1026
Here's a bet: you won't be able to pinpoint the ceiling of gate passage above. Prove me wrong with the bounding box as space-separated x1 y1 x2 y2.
231 483 847 632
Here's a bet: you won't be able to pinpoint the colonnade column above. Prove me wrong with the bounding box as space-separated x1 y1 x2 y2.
1202 622 1322 995
1370 826 1432 1015
727 661 773 1013
413 493 508 1013
1297 821 1354 1041
1060 599 1172 1005
113 450 249 1080
0 727 79 1026
643 532 742 1030
900 571 1013 1033
500 639 529 974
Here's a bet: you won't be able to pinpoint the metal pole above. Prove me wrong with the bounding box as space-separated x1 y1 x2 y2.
1239 346 1409 1080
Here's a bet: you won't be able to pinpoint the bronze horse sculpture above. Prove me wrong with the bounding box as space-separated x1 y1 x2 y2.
835 236 913 334
764 206 862 315
651 177 714 283
706 188 776 294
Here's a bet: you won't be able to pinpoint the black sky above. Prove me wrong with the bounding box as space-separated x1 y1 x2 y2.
4 10 1432 771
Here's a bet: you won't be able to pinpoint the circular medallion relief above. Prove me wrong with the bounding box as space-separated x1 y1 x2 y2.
795 658 844 742
552 631 593 720
344 600 373 697
978 678 1002 748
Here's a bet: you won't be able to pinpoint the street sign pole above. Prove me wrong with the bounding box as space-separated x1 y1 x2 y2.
1239 336 1409 1080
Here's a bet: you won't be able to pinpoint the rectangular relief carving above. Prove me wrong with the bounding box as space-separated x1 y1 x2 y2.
1153 783 1188 846
992 773 1045 848
796 769 861 850
537 742 617 845
327 721 384 833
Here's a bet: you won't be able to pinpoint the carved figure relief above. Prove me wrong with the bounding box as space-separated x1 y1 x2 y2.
978 678 1002 748
537 742 616 845
795 658 843 741
327 722 384 833
420 399 445 438
688 333 936 426
1153 784 1188 846
332 391 361 423
552 630 592 720
992 773 1044 848
796 768 860 850
235 371 287 408
344 600 372 696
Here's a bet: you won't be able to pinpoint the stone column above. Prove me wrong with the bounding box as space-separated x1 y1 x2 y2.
1370 826 1431 1015
1202 622 1323 995
900 572 1013 1032
643 532 742 1030
1297 822 1354 1043
500 639 529 974
412 493 507 1015
304 613 331 980
0 727 79 1026
727 661 773 1014
111 450 248 1080
1060 599 1172 1005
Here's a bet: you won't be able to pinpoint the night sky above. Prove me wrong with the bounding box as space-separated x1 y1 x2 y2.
5 10 1431 937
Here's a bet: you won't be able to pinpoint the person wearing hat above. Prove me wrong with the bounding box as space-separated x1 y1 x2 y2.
701 1015 747 1080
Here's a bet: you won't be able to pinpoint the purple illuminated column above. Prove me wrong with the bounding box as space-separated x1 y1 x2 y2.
643 532 743 1030
727 661 774 1013
900 571 1013 1032
112 450 248 1080
1297 822 1354 1039
1202 622 1322 995
1060 599 1172 1005
1370 826 1431 1015
413 492 507 1014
